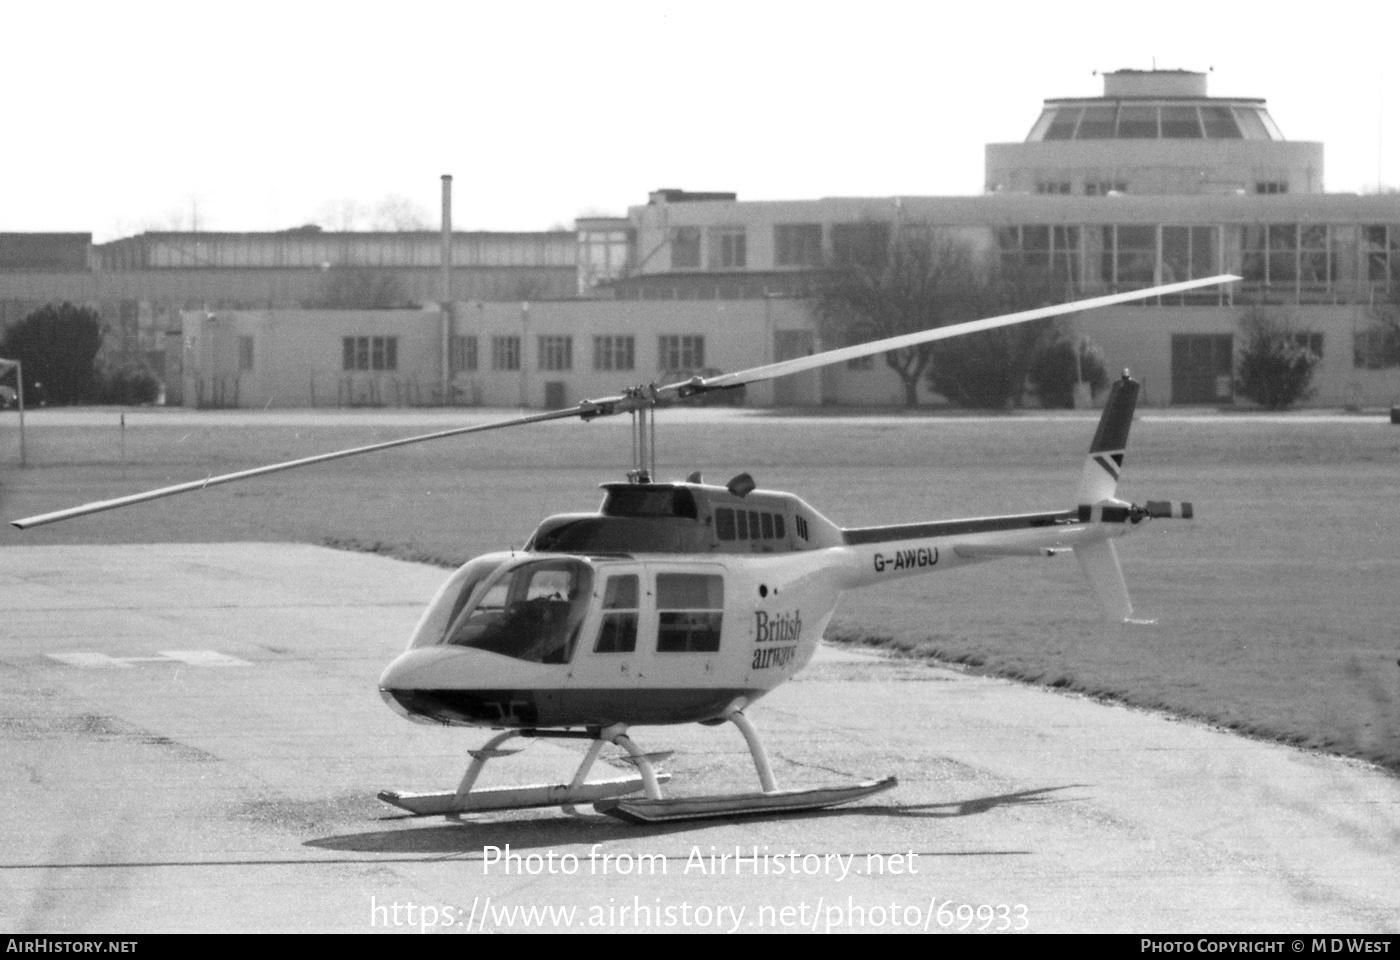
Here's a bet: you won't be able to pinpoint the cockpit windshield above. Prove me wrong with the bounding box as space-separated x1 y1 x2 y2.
440 558 594 665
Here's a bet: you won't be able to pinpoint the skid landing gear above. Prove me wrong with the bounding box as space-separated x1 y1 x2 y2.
377 727 672 817
594 708 896 824
378 710 895 823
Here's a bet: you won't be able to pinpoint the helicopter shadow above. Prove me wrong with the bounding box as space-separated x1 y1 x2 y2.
303 784 1086 856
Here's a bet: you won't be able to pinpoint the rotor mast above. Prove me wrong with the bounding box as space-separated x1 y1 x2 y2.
626 384 659 483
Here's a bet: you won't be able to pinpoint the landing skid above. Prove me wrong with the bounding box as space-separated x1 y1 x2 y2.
378 709 894 823
595 778 897 824
378 774 671 816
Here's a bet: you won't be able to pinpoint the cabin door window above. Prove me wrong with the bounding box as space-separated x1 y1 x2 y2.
594 575 639 653
655 573 724 653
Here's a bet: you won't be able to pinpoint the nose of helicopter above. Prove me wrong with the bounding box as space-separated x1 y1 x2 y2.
379 647 470 722
377 646 549 727
379 648 437 691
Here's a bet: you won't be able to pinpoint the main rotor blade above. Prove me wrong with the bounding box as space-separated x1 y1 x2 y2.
684 275 1239 392
13 273 1238 530
10 403 616 529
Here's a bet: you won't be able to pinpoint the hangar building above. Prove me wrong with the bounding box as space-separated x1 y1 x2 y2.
3 69 1398 409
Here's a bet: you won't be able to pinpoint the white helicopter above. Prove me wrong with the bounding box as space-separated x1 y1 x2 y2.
13 274 1235 824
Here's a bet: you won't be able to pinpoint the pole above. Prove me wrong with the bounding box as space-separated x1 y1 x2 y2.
519 302 530 408
15 360 24 467
440 174 454 405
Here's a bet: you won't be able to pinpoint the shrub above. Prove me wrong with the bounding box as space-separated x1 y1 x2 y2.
1234 309 1320 410
1028 337 1109 408
0 303 104 404
96 357 161 404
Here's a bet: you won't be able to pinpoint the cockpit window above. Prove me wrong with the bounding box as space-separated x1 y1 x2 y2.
442 559 594 664
409 554 511 649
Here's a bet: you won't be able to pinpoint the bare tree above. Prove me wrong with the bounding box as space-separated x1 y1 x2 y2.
313 195 431 232
369 195 430 231
924 261 1065 409
812 234 1065 408
316 199 365 232
811 234 984 407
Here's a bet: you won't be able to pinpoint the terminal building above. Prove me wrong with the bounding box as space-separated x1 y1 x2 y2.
2 69 1398 409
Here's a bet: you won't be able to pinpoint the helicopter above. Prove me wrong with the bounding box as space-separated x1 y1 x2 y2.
12 273 1236 824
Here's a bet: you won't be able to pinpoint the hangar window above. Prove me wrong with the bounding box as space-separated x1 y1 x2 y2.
492 335 520 371
775 224 822 266
1116 105 1158 138
1363 225 1400 282
1076 105 1117 139
1160 105 1204 138
1200 106 1242 139
709 228 747 269
658 334 705 372
1099 225 1156 288
594 335 635 371
1043 107 1080 140
998 225 1080 285
342 336 398 371
1161 227 1217 283
671 227 701 270
538 335 573 371
451 335 478 373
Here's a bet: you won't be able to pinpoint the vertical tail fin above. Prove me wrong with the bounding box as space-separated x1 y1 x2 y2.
1074 373 1140 621
1077 373 1140 504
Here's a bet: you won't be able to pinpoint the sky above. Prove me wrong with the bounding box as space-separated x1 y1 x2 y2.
5 1 1399 242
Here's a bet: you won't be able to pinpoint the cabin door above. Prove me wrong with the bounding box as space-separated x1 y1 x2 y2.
632 564 727 690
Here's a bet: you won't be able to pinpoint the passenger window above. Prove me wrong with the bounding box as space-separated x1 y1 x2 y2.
749 511 761 539
736 510 748 540
761 513 774 539
715 508 735 541
656 573 724 653
774 514 786 539
594 575 639 653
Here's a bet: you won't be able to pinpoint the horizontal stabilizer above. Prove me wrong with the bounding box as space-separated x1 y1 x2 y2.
1074 538 1132 622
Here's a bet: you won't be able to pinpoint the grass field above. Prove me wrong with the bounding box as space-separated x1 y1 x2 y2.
3 406 1399 774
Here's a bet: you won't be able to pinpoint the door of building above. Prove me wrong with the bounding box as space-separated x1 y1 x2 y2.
772 329 818 406
1171 334 1234 404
